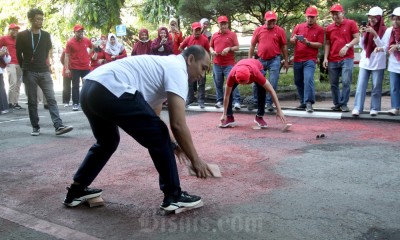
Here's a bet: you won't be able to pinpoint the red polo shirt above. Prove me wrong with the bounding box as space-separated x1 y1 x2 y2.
180 34 210 52
65 37 92 70
226 59 266 87
0 36 18 64
326 18 359 62
210 29 238 66
251 25 287 60
291 22 324 62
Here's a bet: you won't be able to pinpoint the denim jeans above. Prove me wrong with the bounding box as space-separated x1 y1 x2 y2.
390 71 400 109
328 58 354 107
71 69 90 105
75 80 181 197
252 55 281 105
353 68 384 111
227 83 265 117
23 71 63 129
293 60 316 105
213 64 240 104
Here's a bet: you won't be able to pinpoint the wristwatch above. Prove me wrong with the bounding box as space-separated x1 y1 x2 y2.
345 44 351 48
306 42 311 47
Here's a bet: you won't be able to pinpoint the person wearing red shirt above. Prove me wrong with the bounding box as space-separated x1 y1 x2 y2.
323 3 359 112
0 23 24 110
210 15 241 110
248 11 289 112
179 22 210 108
169 18 183 55
64 24 93 111
290 6 324 112
90 35 107 71
60 49 72 107
131 29 152 56
219 58 286 128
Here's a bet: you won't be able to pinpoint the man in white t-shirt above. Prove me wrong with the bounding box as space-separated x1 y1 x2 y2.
64 45 212 211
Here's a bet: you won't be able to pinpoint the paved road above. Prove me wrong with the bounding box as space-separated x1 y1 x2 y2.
0 92 400 240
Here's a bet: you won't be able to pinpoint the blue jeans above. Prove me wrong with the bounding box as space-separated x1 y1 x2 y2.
328 58 354 107
75 80 181 197
71 69 90 105
390 71 400 109
353 68 384 111
293 60 316 104
252 55 281 105
213 64 240 104
23 71 63 129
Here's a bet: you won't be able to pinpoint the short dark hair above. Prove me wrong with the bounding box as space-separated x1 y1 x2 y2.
182 45 207 61
27 8 44 20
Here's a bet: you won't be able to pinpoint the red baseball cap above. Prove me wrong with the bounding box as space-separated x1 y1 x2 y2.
217 16 229 23
235 67 250 84
330 3 344 12
8 23 20 30
264 11 277 21
305 7 318 16
73 24 84 32
191 22 202 30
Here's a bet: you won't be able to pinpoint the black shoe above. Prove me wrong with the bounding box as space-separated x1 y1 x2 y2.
55 125 73 135
199 102 205 109
306 102 314 113
341 105 349 112
63 184 102 207
331 105 341 111
31 128 40 136
266 103 274 112
44 104 49 110
160 191 201 211
296 104 306 110
14 104 24 110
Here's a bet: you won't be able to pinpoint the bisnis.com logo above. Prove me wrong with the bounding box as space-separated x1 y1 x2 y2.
138 210 264 233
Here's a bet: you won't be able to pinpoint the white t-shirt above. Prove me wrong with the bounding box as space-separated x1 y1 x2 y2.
84 54 188 108
377 27 400 74
358 35 386 70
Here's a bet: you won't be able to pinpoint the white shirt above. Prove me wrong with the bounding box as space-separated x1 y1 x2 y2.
376 27 400 73
84 54 189 109
0 55 11 74
358 35 386 70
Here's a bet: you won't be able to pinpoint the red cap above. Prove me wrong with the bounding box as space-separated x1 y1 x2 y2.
264 11 277 21
235 67 250 84
8 23 20 30
330 3 344 12
73 24 84 32
305 7 318 16
191 22 202 30
217 16 229 23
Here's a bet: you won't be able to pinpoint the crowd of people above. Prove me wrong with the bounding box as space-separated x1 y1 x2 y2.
0 4 399 211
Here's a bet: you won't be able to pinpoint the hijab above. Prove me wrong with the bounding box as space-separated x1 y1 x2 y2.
105 33 124 56
132 28 152 55
364 15 386 58
389 25 400 61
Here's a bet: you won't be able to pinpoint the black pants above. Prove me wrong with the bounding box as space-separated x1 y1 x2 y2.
227 82 266 117
74 80 181 197
71 69 90 105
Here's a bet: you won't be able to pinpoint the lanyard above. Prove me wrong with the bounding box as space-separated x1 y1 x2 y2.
31 29 41 55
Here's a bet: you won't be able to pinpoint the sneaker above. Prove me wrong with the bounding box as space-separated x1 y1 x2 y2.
72 104 79 111
341 105 349 112
370 110 378 116
215 101 223 108
331 105 341 111
160 191 201 211
306 102 313 113
219 116 236 128
13 104 24 110
0 110 9 114
296 104 306 110
254 116 268 128
352 109 360 116
388 108 400 116
199 102 205 109
44 104 49 110
233 102 241 110
55 125 73 135
31 128 40 136
63 184 103 207
64 103 69 107
265 103 274 112
247 103 257 111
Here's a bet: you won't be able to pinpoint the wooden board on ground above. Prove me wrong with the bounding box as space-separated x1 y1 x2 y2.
282 123 292 132
251 126 267 130
162 200 204 215
86 196 104 207
188 163 222 178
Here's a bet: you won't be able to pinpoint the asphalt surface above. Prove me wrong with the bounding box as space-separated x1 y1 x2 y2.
0 91 400 240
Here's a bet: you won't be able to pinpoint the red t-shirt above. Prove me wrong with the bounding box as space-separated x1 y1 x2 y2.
0 35 18 64
179 34 210 52
105 48 127 62
210 29 239 66
326 18 359 62
170 31 183 55
291 23 324 62
251 25 287 60
226 59 266 87
90 50 107 71
65 37 92 70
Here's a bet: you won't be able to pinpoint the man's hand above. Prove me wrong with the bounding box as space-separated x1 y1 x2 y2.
190 159 213 178
174 147 189 165
339 46 349 57
220 47 230 56
283 61 289 73
323 59 328 69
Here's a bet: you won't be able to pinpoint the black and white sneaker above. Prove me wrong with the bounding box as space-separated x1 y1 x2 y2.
55 125 73 135
160 191 202 211
31 128 40 136
63 184 102 207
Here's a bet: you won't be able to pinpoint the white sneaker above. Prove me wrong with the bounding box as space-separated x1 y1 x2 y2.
370 110 378 116
64 103 69 107
72 104 79 111
352 109 360 116
233 103 241 110
215 101 223 108
388 109 399 116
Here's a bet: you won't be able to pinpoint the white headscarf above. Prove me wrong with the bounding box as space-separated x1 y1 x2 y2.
200 18 209 27
105 33 125 56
